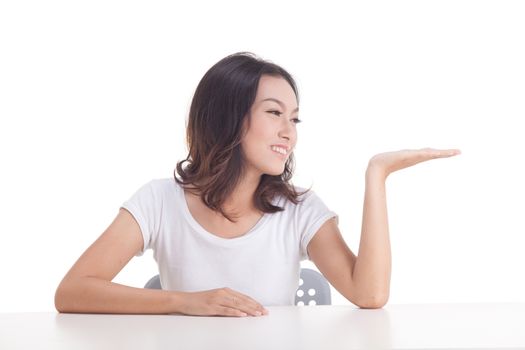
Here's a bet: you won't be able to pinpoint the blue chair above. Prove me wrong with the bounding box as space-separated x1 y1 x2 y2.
145 267 331 305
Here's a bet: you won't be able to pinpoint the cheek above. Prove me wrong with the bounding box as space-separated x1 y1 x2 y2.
241 130 266 159
248 119 275 145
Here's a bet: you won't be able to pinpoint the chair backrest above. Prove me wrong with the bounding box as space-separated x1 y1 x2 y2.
144 267 331 305
295 268 331 305
144 274 162 289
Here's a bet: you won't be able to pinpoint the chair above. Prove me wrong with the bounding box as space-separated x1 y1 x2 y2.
144 267 331 306
144 274 162 289
295 268 332 305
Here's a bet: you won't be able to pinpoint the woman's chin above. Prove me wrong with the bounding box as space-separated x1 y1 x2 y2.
264 165 286 176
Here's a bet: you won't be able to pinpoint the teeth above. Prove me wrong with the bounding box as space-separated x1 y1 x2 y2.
271 146 287 155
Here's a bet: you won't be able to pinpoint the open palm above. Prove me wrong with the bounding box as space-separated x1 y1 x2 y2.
369 148 461 177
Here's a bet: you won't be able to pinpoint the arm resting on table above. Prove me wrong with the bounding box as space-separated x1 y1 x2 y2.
55 208 185 314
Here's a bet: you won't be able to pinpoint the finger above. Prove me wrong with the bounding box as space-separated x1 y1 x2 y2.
229 290 268 314
435 148 461 157
217 306 248 317
223 289 267 316
227 294 264 316
221 295 259 316
419 148 461 158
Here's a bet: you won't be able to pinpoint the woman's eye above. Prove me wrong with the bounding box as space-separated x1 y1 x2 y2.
268 111 302 124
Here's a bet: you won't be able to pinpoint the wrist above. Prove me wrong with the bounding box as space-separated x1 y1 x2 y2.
366 161 388 181
169 291 188 314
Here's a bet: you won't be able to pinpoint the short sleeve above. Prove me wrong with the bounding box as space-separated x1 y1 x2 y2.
297 191 339 261
120 180 159 257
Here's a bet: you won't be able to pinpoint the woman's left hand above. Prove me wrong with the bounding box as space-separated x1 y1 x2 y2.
368 148 461 179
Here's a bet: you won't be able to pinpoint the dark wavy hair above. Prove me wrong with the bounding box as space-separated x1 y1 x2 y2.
174 52 311 222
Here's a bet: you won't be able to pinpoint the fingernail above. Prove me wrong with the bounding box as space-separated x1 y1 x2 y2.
241 312 247 317
255 311 262 316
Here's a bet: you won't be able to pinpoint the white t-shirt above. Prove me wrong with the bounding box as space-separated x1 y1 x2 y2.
120 178 338 306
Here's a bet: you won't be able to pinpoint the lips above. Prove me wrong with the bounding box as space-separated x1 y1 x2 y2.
271 149 287 157
270 144 290 152
270 146 289 160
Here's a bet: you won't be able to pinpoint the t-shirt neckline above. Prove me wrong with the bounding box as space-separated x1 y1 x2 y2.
175 180 272 245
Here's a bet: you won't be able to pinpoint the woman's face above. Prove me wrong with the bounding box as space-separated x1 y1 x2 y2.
241 75 300 177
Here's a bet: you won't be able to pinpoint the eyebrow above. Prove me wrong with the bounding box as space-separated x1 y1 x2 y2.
261 98 299 113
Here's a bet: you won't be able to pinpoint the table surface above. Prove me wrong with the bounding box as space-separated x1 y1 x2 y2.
1 303 525 350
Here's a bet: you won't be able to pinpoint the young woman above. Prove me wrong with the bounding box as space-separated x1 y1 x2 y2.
54 52 461 317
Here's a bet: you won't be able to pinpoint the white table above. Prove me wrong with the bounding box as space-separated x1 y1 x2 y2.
1 303 524 349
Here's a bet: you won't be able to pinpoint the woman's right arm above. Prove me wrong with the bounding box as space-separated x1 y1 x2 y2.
54 208 185 314
54 208 268 316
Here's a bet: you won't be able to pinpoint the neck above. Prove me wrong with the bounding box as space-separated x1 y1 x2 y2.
186 168 263 221
222 170 262 218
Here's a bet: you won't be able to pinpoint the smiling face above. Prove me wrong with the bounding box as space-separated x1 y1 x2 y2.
240 74 301 177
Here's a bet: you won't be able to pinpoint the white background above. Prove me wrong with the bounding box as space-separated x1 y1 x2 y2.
1 0 524 312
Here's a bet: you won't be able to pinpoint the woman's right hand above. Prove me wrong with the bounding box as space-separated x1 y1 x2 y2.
178 287 269 317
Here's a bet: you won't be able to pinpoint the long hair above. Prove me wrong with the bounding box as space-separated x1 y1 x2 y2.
174 52 311 222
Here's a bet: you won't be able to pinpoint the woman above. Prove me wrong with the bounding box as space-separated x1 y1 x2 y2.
54 52 461 317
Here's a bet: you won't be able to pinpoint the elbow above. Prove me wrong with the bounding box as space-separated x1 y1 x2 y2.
54 280 74 313
54 284 67 313
354 293 389 309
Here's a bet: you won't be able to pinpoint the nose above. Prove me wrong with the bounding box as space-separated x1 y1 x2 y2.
278 118 295 142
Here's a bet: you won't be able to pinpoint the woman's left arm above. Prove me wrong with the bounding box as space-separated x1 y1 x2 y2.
308 148 461 309
350 164 391 308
